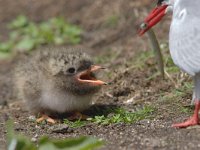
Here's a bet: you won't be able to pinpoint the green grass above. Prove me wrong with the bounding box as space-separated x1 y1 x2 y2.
133 42 180 77
104 15 120 28
164 56 180 73
64 106 155 127
173 82 193 97
132 42 193 115
94 48 120 64
0 15 82 57
159 81 193 114
7 120 103 150
87 106 154 125
132 49 155 69
63 119 87 128
179 106 193 114
161 82 193 102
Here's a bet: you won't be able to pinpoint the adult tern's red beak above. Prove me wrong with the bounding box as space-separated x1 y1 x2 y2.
139 4 168 35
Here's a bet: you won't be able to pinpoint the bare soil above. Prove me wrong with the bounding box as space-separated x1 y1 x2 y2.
1 0 200 150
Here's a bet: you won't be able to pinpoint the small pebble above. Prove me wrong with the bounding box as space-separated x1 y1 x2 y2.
51 124 71 133
28 115 36 122
31 137 37 142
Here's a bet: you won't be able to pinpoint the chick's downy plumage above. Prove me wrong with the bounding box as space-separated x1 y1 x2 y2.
15 48 105 117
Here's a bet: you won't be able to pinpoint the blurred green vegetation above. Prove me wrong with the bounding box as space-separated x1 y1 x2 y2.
0 15 82 58
104 15 120 28
7 120 103 150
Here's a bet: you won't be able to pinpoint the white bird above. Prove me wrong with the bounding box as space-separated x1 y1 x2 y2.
139 0 200 128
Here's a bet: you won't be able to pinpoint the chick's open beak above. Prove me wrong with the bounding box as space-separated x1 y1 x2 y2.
139 4 168 35
77 65 107 86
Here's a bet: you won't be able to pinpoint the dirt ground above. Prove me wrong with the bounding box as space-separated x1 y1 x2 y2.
1 0 200 150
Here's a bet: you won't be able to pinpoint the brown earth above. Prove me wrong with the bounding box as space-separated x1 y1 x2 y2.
1 0 200 150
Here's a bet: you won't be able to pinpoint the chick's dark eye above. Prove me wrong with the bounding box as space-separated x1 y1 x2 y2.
67 67 76 74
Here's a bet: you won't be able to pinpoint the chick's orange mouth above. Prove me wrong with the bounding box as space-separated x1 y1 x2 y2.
77 65 107 86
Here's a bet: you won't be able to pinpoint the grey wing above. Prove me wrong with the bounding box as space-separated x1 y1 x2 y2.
16 73 42 113
14 59 42 109
169 18 200 76
179 0 200 17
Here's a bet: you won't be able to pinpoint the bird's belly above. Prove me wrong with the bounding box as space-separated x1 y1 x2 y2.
169 42 188 73
169 41 196 76
40 90 92 113
169 22 200 76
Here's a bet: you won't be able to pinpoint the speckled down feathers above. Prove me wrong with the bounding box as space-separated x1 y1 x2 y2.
14 47 100 115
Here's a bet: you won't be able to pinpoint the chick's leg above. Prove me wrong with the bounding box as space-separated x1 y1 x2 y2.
68 112 89 120
36 114 56 124
172 101 200 128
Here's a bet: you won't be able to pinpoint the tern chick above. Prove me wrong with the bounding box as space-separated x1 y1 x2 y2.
15 47 106 123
